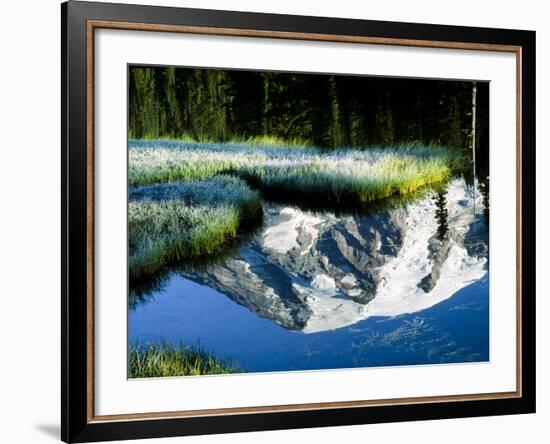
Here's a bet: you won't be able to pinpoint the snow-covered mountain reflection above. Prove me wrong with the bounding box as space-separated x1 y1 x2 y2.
177 178 488 333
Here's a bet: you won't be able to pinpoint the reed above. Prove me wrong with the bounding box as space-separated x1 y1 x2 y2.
129 175 262 283
128 342 239 378
128 139 460 205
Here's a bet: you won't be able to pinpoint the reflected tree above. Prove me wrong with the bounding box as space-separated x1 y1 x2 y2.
434 190 449 240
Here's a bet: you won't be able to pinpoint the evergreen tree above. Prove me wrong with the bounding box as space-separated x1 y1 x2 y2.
127 65 488 160
326 76 344 148
434 190 449 240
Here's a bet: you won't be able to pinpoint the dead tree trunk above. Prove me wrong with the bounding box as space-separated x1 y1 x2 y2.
472 82 477 174
471 81 477 213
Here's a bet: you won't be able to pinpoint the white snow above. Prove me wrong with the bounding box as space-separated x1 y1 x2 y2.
298 178 487 334
368 244 486 317
293 281 364 333
311 274 336 289
262 207 323 254
341 274 358 287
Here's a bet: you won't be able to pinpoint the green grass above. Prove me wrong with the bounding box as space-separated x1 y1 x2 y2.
129 175 262 283
232 134 311 148
128 342 239 378
129 132 311 148
128 140 462 281
129 139 461 205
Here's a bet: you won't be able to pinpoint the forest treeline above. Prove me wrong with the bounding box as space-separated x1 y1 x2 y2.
128 66 488 155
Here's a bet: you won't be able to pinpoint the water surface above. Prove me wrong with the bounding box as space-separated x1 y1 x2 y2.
129 178 489 373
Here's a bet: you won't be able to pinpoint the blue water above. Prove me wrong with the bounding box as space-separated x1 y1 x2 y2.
129 272 489 373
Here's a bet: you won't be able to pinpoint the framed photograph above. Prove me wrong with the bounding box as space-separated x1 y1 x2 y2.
61 1 536 442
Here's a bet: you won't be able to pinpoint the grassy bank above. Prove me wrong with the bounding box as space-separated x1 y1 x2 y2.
129 139 461 205
130 133 311 148
128 342 239 378
129 175 262 283
128 140 461 281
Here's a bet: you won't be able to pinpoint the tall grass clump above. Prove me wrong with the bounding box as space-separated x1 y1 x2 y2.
130 174 262 219
129 176 261 283
128 139 316 186
129 342 239 378
231 134 311 148
129 139 462 205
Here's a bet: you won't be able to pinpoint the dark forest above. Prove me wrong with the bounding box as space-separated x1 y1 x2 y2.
128 66 488 157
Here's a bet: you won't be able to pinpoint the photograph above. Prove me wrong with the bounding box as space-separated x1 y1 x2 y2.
127 66 490 378
55 1 537 441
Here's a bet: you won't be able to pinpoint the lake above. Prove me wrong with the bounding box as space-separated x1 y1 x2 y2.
129 177 489 374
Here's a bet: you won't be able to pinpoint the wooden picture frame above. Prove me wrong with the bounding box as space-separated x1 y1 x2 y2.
62 1 536 442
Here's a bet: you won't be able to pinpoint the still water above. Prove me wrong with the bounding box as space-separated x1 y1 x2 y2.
129 178 489 373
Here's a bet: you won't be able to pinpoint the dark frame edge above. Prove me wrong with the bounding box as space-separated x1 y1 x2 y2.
61 1 68 442
74 398 535 443
63 1 91 442
520 30 536 414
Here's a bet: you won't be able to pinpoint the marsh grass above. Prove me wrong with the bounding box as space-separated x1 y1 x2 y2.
128 342 239 378
234 134 310 148
130 133 311 148
128 140 462 283
129 175 262 222
129 139 461 205
129 176 262 283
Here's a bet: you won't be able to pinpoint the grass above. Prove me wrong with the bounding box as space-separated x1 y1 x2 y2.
129 139 461 205
128 139 462 282
129 175 262 283
129 132 311 148
128 342 239 378
232 134 311 148
127 139 463 377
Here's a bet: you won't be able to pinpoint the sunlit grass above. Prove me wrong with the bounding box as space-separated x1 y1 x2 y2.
129 139 461 205
129 176 262 283
234 134 310 147
128 140 462 280
129 132 311 148
128 342 239 378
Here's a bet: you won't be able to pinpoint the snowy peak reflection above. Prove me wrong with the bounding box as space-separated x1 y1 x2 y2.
176 178 488 333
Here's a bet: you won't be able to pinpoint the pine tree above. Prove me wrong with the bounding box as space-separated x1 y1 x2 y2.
434 190 449 240
326 76 344 148
375 90 394 146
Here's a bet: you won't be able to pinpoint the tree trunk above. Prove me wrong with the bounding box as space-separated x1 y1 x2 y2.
472 81 477 212
471 82 477 171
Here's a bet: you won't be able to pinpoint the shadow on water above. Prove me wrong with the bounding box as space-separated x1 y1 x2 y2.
255 178 449 218
130 213 265 308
